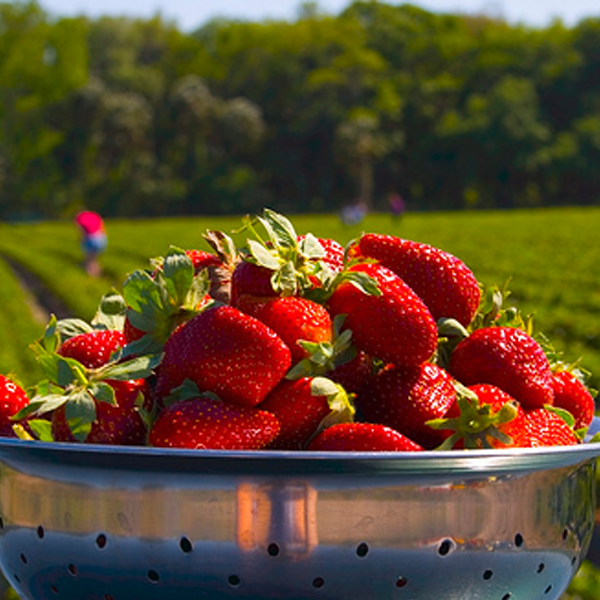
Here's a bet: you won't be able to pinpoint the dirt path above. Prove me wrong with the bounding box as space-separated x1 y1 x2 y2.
2 255 72 324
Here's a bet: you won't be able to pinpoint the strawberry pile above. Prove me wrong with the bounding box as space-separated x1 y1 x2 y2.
2 209 597 452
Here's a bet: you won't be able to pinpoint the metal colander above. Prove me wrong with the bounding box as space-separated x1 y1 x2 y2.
0 437 598 600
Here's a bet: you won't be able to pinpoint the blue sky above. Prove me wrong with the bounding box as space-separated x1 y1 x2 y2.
38 0 600 31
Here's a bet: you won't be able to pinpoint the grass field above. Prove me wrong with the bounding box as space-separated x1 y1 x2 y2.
0 206 599 598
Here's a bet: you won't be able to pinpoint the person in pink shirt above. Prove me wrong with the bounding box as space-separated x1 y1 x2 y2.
75 210 107 277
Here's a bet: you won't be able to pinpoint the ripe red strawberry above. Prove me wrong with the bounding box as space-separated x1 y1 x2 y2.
52 378 150 445
155 304 292 407
550 370 595 431
328 350 375 397
431 384 530 449
185 249 223 273
307 422 423 452
327 262 437 367
0 375 29 438
259 376 354 450
449 326 554 410
236 295 333 364
353 233 481 327
357 362 457 448
58 329 126 368
148 395 280 450
231 261 278 306
524 408 579 447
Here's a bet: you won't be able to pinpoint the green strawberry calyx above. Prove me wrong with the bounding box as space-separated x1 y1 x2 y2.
237 208 333 297
305 376 356 447
122 246 213 356
427 384 519 450
285 315 357 379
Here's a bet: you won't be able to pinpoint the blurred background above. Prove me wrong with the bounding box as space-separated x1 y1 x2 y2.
2 0 600 220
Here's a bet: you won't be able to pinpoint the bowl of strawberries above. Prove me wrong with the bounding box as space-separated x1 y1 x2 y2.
0 208 598 600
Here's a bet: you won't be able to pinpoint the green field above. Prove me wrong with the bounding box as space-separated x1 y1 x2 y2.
0 206 599 597
0 206 599 389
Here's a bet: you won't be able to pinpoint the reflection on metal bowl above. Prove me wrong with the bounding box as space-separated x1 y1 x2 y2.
0 438 598 600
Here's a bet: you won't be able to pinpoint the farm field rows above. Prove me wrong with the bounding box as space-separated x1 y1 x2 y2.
0 206 599 390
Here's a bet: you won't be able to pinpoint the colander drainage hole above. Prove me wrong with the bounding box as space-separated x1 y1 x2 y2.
179 536 193 553
147 569 160 583
312 577 325 589
537 563 546 573
68 564 77 576
544 585 553 595
19 553 27 564
50 585 58 595
501 593 512 600
228 575 241 587
514 533 524 548
483 570 493 580
438 539 455 556
395 576 408 588
96 534 107 549
356 543 369 558
37 526 44 539
267 543 280 557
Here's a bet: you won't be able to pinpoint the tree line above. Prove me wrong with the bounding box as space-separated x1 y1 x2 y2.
1 0 600 219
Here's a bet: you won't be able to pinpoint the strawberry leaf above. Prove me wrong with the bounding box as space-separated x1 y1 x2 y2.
163 379 222 407
33 314 61 354
272 260 298 295
23 420 54 442
336 270 381 296
307 377 355 444
298 233 326 260
122 334 164 357
123 270 159 313
247 239 280 270
545 404 576 429
97 354 160 381
65 390 96 442
56 318 95 340
259 208 297 249
310 376 342 397
162 247 194 306
185 271 211 309
203 229 239 264
13 392 69 420
92 289 127 331
89 382 117 405
36 353 87 388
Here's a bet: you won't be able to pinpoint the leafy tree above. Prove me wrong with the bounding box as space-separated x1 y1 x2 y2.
0 2 87 217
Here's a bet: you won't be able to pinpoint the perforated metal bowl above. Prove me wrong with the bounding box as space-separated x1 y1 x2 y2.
0 437 598 600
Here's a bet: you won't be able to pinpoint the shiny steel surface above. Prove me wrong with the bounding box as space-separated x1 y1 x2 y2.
0 438 598 600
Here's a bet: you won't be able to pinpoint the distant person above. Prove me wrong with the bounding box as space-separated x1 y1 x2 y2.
388 193 406 220
75 209 107 277
340 200 368 226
